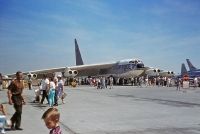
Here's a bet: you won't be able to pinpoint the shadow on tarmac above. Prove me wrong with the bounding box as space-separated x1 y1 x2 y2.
112 94 200 108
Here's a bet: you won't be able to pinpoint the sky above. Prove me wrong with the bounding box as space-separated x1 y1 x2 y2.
0 0 200 75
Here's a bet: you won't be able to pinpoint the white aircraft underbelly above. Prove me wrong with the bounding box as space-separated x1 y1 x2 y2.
117 70 144 78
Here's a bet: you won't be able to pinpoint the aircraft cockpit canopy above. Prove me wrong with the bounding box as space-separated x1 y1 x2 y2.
117 59 144 65
129 59 143 64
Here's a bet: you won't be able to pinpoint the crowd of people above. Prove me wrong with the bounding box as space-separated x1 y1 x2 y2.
85 76 114 89
34 74 66 107
1 71 200 134
0 71 63 134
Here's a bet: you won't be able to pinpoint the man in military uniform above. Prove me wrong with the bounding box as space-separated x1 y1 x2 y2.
7 71 25 130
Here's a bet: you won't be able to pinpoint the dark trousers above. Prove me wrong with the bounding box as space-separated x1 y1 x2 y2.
11 104 22 128
28 83 31 90
41 90 49 104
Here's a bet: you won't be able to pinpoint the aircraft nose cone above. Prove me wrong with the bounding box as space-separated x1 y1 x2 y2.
137 63 144 68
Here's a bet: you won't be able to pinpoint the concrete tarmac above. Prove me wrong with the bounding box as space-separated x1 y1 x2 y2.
1 86 200 134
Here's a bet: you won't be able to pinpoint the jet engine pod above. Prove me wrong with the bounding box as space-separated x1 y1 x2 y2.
166 71 174 75
153 69 160 73
33 74 37 79
169 71 174 75
64 67 78 77
146 68 160 76
159 71 174 77
26 73 37 79
73 70 78 76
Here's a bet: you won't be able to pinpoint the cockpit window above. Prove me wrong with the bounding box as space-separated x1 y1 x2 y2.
118 59 143 66
137 63 144 68
129 60 138 64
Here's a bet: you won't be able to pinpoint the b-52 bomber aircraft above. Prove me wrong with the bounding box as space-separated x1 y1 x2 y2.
3 39 174 80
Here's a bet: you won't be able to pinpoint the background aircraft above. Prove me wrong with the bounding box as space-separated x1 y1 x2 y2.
186 59 200 72
184 59 200 77
177 59 200 79
181 63 188 77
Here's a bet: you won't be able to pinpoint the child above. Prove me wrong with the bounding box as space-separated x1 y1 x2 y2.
42 108 62 134
0 104 7 134
33 88 41 103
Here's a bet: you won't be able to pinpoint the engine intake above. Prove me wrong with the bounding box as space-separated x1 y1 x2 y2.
64 68 78 77
146 68 160 76
27 73 37 79
25 73 37 79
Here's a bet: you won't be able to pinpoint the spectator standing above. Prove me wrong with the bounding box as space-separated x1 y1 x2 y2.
40 75 50 104
7 71 25 130
57 75 65 104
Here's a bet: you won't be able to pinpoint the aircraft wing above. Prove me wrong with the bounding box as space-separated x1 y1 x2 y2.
69 62 115 76
25 67 66 74
6 67 66 79
5 62 115 79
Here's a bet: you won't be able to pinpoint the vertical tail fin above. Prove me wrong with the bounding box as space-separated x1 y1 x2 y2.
181 63 188 76
75 38 84 66
186 59 197 71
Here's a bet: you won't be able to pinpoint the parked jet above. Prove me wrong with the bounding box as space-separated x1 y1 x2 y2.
181 63 188 76
176 60 200 79
4 39 150 79
186 59 200 72
185 59 200 77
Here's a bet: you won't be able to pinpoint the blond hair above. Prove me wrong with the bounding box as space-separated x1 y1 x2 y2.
42 108 60 123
